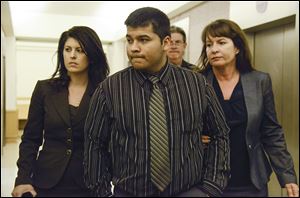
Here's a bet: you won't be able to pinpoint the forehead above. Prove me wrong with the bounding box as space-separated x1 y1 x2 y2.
171 32 184 41
206 35 231 42
126 24 156 38
64 37 81 46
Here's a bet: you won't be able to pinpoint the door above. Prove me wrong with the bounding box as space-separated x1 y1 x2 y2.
252 22 299 196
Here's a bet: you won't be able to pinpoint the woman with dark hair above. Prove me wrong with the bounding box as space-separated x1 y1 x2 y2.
12 26 109 197
198 19 298 197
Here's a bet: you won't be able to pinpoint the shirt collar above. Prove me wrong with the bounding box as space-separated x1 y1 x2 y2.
134 61 172 87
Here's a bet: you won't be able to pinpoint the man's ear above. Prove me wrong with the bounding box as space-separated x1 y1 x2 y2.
163 36 171 51
183 42 187 49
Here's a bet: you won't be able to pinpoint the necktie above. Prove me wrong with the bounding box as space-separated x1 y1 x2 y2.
148 76 171 191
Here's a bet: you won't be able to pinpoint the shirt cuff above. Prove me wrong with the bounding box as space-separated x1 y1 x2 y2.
200 179 223 197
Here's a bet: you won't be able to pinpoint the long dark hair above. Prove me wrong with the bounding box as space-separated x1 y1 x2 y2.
197 19 254 74
51 26 109 89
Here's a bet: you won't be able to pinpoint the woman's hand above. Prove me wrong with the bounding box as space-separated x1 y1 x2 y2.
11 184 37 197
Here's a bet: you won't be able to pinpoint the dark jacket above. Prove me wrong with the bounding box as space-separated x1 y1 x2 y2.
206 70 297 189
15 79 95 189
181 59 195 70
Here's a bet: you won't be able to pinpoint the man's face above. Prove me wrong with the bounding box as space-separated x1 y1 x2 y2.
126 24 170 73
167 32 187 65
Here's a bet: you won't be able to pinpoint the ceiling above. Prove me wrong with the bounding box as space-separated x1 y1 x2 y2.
5 1 193 43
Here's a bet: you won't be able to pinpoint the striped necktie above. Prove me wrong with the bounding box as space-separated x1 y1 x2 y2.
148 76 171 191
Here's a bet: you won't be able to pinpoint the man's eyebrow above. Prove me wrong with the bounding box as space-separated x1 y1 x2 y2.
126 34 151 39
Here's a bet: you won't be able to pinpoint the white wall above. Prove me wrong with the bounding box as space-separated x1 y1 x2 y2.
16 41 57 101
230 1 298 29
5 37 17 111
108 38 128 75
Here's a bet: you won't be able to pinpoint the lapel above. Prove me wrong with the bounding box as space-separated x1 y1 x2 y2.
51 87 71 127
240 72 257 134
71 82 95 125
207 70 256 134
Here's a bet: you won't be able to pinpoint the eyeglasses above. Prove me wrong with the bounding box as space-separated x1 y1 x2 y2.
170 40 184 46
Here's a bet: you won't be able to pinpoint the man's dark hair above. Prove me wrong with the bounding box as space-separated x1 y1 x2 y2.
125 7 170 43
170 25 186 43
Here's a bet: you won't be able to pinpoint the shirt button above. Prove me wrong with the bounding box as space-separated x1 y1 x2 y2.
67 128 72 133
67 138 72 144
66 149 72 155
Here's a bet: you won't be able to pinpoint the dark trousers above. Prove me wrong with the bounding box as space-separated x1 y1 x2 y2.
222 185 268 197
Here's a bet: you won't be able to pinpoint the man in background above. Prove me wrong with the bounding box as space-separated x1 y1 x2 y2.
167 25 195 70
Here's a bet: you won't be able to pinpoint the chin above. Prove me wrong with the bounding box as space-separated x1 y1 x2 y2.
168 54 178 59
210 61 224 67
132 64 148 70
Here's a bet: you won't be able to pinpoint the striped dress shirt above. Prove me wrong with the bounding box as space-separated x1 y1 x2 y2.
84 64 230 197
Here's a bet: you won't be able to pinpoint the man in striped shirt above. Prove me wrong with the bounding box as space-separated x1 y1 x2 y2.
84 7 230 197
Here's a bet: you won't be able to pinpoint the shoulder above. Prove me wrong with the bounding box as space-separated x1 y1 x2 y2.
181 60 196 70
170 64 206 83
98 67 134 93
242 70 271 84
34 79 53 90
242 71 273 94
34 78 63 94
247 70 269 78
102 67 133 83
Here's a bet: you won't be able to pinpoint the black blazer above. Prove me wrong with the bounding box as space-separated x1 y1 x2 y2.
206 70 297 189
15 79 96 189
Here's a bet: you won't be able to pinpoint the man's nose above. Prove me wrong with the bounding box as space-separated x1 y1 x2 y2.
130 41 140 52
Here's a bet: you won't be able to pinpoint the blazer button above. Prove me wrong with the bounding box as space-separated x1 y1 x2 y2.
67 138 72 145
67 128 72 134
66 149 72 155
248 144 252 149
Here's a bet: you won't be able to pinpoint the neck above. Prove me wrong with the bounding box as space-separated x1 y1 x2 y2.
147 55 167 74
69 72 89 87
212 65 239 81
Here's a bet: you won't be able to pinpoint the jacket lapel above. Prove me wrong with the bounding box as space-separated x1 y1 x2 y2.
207 70 256 135
241 72 257 134
51 88 71 127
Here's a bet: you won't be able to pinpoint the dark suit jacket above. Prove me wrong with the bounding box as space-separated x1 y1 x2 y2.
181 59 195 70
15 79 96 189
206 70 297 189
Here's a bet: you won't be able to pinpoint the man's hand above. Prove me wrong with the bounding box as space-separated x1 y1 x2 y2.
285 183 299 197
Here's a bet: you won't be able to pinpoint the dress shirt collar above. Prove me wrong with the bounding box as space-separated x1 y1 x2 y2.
133 60 171 87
